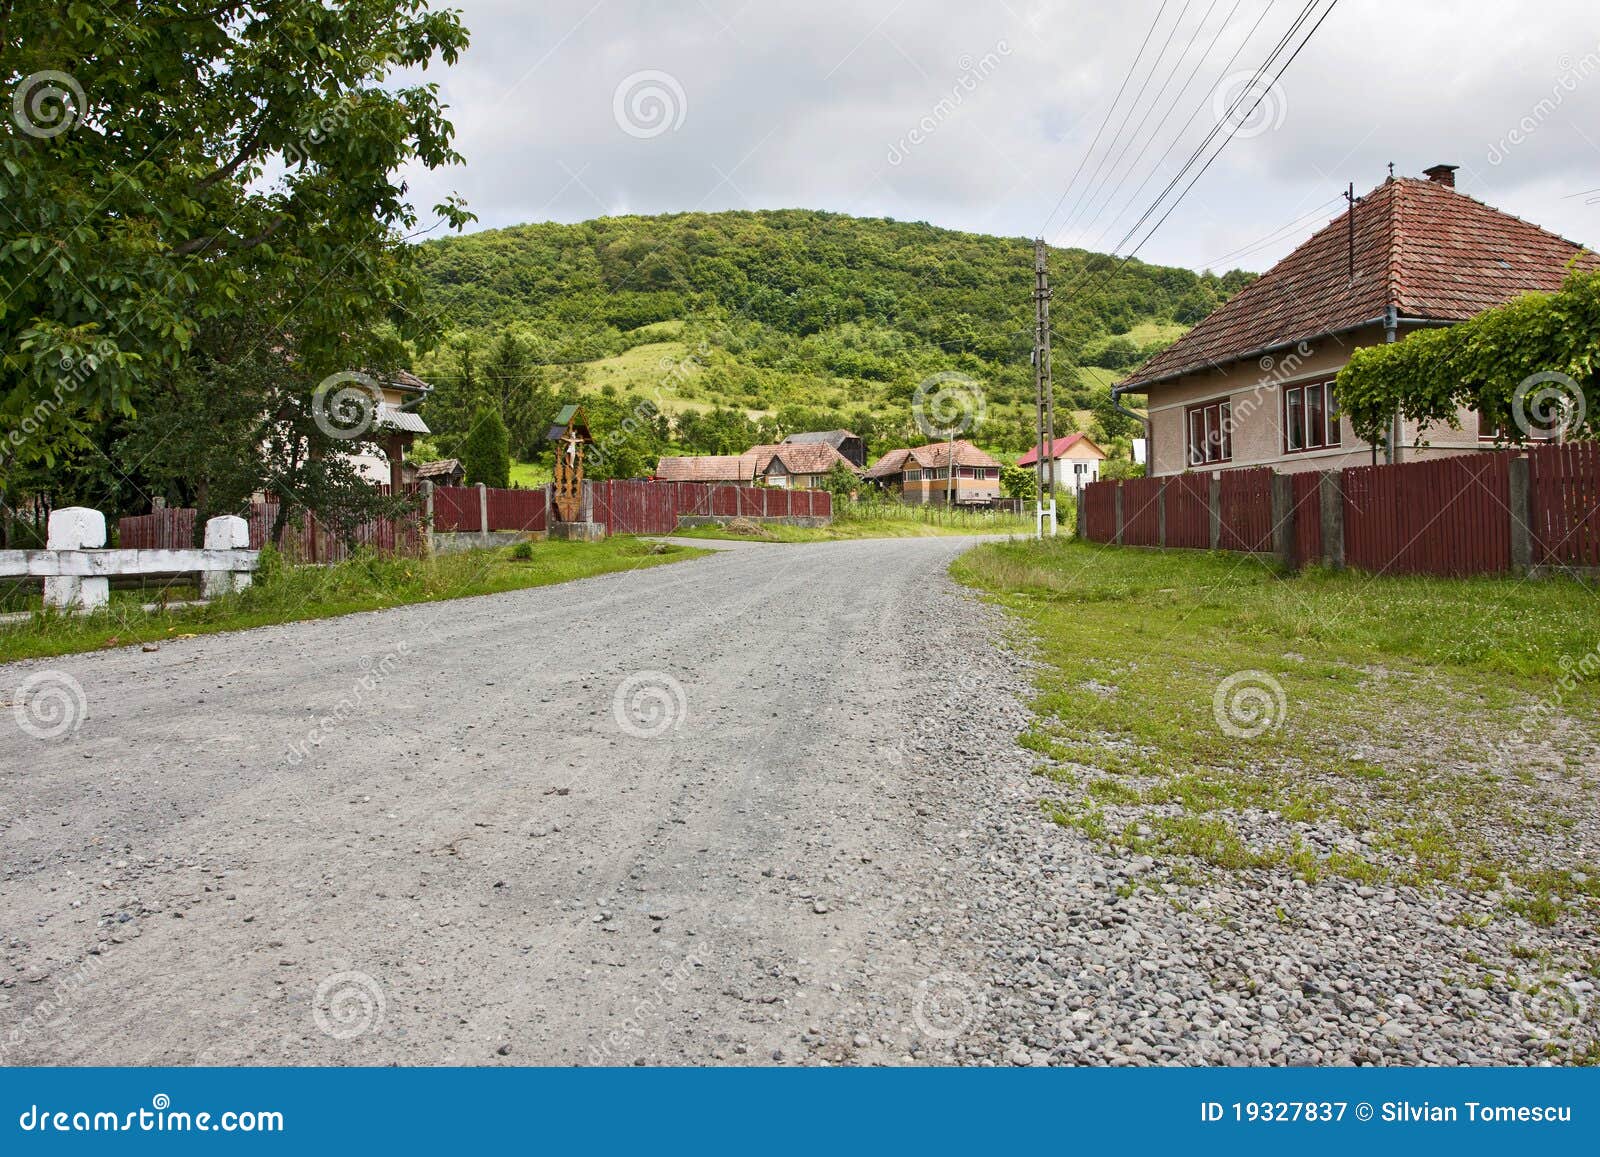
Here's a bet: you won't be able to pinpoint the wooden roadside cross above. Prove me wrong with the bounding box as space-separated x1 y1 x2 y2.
547 403 593 523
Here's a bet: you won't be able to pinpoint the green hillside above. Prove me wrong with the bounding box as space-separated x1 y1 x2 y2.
409 209 1251 472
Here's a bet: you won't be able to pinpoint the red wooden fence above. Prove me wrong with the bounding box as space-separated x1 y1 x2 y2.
1165 473 1211 550
1528 442 1600 569
1343 453 1510 576
1291 471 1323 567
117 508 195 550
118 502 420 562
592 479 679 535
431 486 482 533
593 480 831 534
1083 482 1117 543
1120 476 1163 547
1218 468 1274 553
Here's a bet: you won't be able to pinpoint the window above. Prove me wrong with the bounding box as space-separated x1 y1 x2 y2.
904 468 923 481
1285 381 1342 452
1185 399 1232 466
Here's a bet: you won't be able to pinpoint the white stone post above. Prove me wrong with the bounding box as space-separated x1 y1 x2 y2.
44 507 108 611
477 482 489 534
203 515 252 598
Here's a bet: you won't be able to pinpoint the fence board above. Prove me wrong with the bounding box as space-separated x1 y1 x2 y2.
1120 477 1163 547
1083 481 1118 542
432 486 481 533
1529 442 1600 568
1291 472 1323 567
1218 468 1274 553
1343 453 1510 576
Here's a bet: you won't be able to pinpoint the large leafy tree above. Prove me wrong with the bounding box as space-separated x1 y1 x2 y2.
1 1 472 506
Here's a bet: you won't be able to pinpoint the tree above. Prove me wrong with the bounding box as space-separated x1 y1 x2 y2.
2 2 472 497
1000 463 1037 501
481 331 542 459
819 462 859 500
462 406 510 488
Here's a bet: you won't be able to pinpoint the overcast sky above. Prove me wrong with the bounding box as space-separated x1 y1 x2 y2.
399 0 1600 273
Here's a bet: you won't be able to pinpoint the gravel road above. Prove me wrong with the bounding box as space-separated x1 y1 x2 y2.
5 535 1593 1066
1 535 1032 1065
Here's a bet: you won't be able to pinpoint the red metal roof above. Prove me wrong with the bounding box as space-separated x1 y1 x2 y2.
1120 176 1598 391
1015 432 1105 467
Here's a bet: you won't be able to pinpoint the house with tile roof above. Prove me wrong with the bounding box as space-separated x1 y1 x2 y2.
653 453 763 484
1117 164 1598 477
351 369 434 490
1015 433 1108 494
863 440 1001 505
759 441 860 489
780 429 867 468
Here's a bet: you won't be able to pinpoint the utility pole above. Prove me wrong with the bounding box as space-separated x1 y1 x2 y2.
1033 238 1057 537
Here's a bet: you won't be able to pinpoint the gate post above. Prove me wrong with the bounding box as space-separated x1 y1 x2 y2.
476 482 489 534
1318 470 1344 570
1270 472 1297 570
44 507 108 611
203 515 252 598
420 481 435 555
1508 454 1533 573
1113 483 1125 545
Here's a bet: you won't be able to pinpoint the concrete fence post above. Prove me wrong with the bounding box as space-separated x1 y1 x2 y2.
1208 474 1222 551
1270 472 1297 570
1508 454 1534 574
1318 470 1345 570
44 507 108 611
420 480 435 555
476 482 489 534
1113 483 1125 545
1156 480 1168 548
202 515 251 598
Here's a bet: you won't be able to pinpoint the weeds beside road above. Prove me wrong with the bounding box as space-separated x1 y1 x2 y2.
954 537 1600 1062
0 538 707 664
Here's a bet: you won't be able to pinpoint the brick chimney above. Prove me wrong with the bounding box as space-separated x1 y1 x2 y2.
1423 163 1458 188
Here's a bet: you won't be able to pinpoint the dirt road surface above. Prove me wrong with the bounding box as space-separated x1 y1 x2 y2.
1 536 1031 1065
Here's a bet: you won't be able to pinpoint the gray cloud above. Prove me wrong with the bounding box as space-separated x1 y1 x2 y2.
398 0 1600 272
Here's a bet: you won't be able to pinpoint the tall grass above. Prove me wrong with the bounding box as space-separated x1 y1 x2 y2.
837 499 1036 533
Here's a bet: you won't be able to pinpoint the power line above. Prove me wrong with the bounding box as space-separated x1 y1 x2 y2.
1053 0 1202 241
1192 194 1344 269
1039 0 1176 239
1061 0 1270 255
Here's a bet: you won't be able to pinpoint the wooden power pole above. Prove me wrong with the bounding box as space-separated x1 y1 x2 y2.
1033 239 1058 536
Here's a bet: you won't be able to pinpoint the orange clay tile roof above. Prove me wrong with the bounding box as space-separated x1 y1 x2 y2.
1120 176 1598 392
764 442 858 475
864 440 999 477
653 454 762 483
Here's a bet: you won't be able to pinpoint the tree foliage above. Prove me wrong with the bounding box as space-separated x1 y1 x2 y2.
1337 270 1600 445
2 1 471 523
461 405 510 488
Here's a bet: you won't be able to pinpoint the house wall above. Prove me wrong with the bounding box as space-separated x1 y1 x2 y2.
899 477 1001 504
1143 324 1487 476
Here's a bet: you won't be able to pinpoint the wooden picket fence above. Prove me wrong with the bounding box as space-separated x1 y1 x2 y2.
119 499 422 562
1079 444 1600 578
595 480 831 535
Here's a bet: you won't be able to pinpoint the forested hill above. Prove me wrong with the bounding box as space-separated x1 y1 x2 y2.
410 209 1253 468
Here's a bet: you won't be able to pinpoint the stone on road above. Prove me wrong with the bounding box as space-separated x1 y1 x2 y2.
0 535 1028 1065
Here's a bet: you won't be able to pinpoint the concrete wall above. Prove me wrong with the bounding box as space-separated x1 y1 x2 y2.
429 530 545 555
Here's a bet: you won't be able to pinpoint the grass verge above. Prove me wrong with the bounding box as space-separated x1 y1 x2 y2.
674 502 1038 542
0 537 708 664
953 537 1600 919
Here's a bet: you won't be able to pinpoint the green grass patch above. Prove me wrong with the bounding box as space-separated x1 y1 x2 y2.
956 537 1600 916
0 537 708 663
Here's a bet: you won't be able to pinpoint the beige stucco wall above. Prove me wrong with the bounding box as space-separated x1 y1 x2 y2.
1143 324 1489 477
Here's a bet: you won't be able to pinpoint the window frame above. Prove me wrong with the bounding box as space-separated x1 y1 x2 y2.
1283 379 1342 453
1185 399 1232 467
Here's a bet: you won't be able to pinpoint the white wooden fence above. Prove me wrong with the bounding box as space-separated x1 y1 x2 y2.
0 507 259 612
